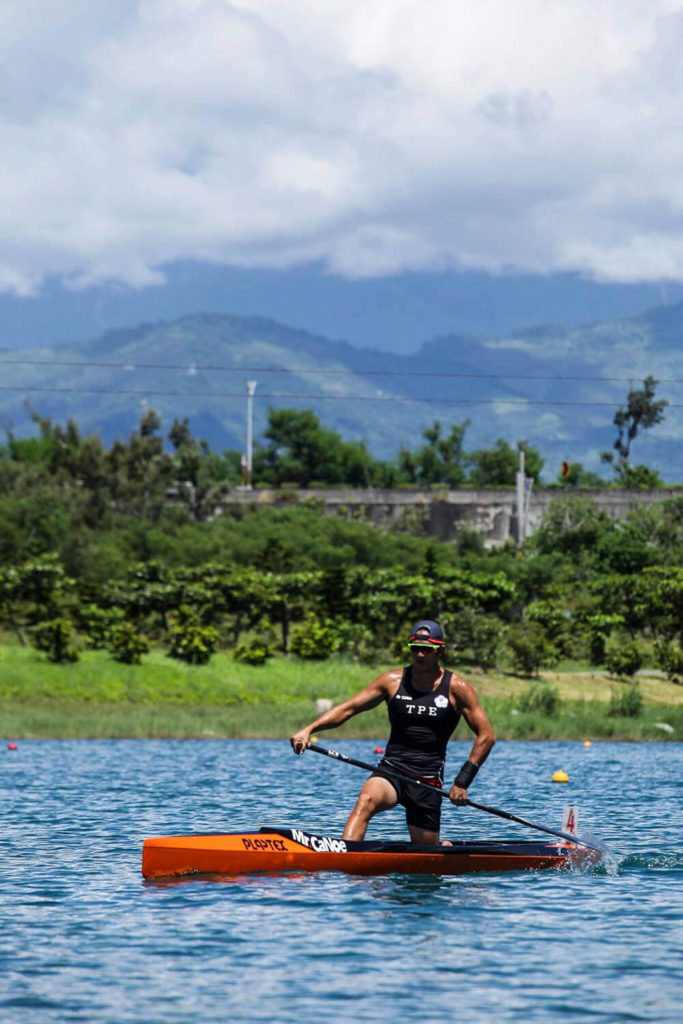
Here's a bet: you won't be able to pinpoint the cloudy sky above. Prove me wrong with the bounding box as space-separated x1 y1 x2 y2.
3 0 683 299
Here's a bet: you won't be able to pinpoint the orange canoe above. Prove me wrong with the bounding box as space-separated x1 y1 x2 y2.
142 827 599 879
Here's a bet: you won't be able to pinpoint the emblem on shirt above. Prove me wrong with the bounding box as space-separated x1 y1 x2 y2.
434 695 449 709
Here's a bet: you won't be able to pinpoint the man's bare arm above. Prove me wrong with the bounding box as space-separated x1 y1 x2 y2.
448 678 495 804
290 670 399 754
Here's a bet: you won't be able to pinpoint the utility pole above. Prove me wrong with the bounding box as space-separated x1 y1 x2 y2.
515 447 525 546
245 380 257 490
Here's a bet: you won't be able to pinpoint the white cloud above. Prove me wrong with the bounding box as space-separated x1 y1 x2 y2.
2 0 683 292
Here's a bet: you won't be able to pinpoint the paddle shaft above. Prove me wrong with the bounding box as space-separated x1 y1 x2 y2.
306 742 599 852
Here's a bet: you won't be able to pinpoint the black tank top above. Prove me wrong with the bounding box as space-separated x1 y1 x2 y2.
383 666 460 779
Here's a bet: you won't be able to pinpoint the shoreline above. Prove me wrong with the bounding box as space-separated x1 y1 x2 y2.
1 699 680 741
1 645 681 741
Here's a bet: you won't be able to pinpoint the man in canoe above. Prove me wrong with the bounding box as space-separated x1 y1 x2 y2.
290 619 495 844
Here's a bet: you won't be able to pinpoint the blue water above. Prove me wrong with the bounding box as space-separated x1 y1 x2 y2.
1 740 681 1023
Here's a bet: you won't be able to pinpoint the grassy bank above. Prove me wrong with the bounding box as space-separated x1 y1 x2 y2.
1 642 681 740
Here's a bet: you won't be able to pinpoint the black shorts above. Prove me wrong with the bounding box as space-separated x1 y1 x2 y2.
372 761 443 833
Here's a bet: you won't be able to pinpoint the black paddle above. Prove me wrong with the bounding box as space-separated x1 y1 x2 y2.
306 741 601 852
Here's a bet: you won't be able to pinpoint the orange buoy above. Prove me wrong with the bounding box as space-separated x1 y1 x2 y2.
373 746 384 754
7 742 18 751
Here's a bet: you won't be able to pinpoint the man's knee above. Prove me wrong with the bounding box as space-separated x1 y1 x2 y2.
355 791 380 817
354 784 394 819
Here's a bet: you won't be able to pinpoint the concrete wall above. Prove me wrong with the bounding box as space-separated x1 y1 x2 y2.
222 487 682 546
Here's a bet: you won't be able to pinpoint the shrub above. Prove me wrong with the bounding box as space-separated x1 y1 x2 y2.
605 641 642 678
32 618 79 663
506 622 559 677
588 629 608 666
233 640 270 665
472 620 507 671
525 601 573 658
168 623 219 665
518 682 560 716
167 605 219 665
76 604 126 649
331 621 382 663
609 681 643 717
109 622 149 665
584 614 625 666
289 618 338 660
389 630 414 662
653 638 683 685
454 528 485 557
453 610 506 670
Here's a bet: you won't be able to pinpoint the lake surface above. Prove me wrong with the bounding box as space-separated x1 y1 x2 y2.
1 739 681 1023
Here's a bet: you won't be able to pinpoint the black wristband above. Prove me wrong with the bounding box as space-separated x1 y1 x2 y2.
453 760 479 790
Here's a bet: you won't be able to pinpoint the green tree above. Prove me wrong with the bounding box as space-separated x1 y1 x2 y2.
653 638 683 684
264 571 312 652
601 376 668 485
525 599 573 658
168 417 193 450
75 604 126 649
605 641 643 678
468 440 544 487
397 420 469 486
254 408 379 488
0 555 72 645
633 567 683 644
105 410 175 521
557 461 607 488
583 613 625 665
168 418 233 520
451 608 505 670
532 496 613 560
617 464 663 488
506 622 559 677
0 484 71 564
105 560 182 634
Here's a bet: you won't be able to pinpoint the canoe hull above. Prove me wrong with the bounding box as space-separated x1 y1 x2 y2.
142 828 596 879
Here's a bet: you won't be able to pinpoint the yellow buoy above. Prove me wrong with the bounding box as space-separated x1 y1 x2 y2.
310 735 319 743
552 769 569 783
583 740 592 748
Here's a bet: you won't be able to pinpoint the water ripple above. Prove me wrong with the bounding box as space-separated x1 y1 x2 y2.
1 739 681 1023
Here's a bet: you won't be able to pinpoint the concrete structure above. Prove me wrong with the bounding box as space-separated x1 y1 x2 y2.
220 487 683 546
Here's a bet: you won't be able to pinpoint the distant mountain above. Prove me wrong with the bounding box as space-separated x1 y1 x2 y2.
0 305 681 482
5 262 683 354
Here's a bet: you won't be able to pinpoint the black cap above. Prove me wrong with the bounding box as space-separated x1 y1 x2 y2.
408 620 445 648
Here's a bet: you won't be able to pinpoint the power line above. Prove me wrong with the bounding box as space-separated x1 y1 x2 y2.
1 384 682 408
0 357 679 384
